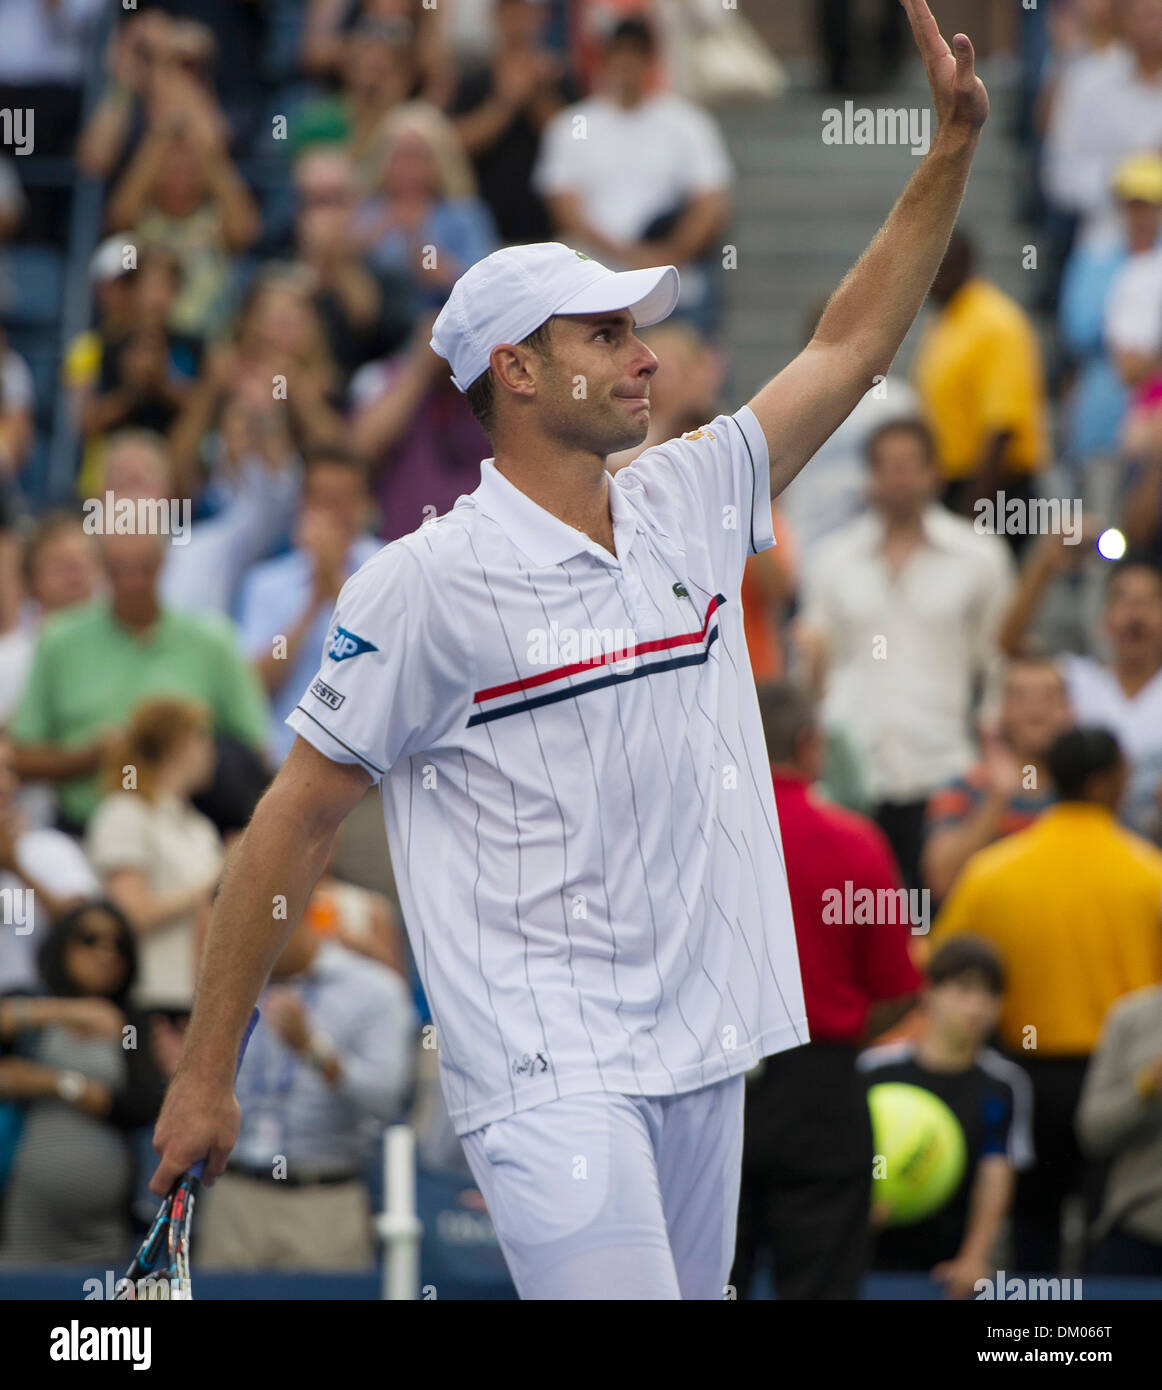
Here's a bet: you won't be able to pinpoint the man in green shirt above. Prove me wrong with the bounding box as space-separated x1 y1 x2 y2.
10 532 269 830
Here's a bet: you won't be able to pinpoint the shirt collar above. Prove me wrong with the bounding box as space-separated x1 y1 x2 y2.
862 504 964 554
472 459 636 568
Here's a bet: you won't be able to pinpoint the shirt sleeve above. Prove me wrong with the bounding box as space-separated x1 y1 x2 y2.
284 541 470 782
612 408 774 596
16 830 99 898
85 796 151 875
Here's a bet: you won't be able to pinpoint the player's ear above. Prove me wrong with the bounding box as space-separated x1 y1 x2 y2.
491 343 539 403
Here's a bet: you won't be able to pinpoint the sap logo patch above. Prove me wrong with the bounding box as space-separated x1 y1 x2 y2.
328 625 378 662
310 678 345 711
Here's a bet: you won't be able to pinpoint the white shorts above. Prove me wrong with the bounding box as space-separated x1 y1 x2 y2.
459 1074 745 1300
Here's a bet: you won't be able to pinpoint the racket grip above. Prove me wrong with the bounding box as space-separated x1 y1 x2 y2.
189 1007 260 1182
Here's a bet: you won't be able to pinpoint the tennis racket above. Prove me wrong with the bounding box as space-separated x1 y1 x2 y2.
117 1008 260 1301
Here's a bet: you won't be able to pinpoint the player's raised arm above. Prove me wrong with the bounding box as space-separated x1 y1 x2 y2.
749 0 989 499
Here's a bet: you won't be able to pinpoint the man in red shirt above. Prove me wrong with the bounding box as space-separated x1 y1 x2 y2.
732 681 922 1299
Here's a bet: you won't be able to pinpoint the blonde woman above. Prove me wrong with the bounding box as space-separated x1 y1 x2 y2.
85 697 223 1013
352 101 497 307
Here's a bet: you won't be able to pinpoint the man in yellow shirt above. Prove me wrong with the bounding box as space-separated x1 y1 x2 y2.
913 228 1049 548
932 726 1162 1273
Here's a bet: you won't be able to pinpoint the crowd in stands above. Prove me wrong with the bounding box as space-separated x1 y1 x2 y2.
0 0 1160 1298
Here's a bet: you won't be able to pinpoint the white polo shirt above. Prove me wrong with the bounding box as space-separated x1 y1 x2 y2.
287 408 808 1136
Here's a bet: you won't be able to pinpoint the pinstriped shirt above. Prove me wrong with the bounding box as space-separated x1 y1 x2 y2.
287 407 809 1136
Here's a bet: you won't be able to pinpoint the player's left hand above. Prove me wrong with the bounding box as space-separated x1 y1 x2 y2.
901 0 989 140
931 1252 989 1300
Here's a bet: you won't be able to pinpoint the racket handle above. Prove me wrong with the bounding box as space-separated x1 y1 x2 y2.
189 1007 260 1182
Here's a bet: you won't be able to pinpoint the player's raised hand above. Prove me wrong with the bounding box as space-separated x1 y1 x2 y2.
901 0 989 139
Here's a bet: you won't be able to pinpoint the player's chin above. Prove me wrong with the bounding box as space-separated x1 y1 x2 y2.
608 401 651 450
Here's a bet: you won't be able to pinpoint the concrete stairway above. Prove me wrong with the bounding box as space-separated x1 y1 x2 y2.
716 58 1038 401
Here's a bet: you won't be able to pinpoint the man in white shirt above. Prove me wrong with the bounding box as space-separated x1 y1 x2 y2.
1043 0 1162 250
532 18 732 327
802 419 1016 888
151 0 990 1300
1001 541 1162 842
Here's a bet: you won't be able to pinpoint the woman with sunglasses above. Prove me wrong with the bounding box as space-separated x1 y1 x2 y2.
0 901 170 1264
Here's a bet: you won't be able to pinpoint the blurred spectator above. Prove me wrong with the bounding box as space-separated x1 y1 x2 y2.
1044 0 1162 251
0 734 96 996
86 697 223 1014
104 69 261 340
76 246 202 486
353 102 498 310
1103 163 1162 395
293 16 425 171
0 513 100 734
1001 547 1162 841
1059 153 1162 467
7 527 269 834
1123 417 1162 565
64 236 146 495
860 937 1034 1298
147 5 266 153
292 145 416 387
197 909 417 1270
238 447 380 764
779 300 921 552
732 682 919 1301
170 268 346 499
932 727 1162 1273
1078 982 1162 1275
77 11 231 183
533 18 731 332
0 155 27 315
0 0 104 188
348 314 488 541
0 902 168 1264
913 230 1050 532
451 0 578 245
21 513 101 623
922 653 1071 901
305 828 407 978
96 425 299 625
801 420 1016 889
0 322 36 486
301 0 455 107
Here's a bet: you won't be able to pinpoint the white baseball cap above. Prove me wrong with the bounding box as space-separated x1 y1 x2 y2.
430 242 680 392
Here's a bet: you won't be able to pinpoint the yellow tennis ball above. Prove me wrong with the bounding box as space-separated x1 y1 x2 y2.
868 1082 967 1226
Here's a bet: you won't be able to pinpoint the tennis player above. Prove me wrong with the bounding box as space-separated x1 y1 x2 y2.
151 1 988 1299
